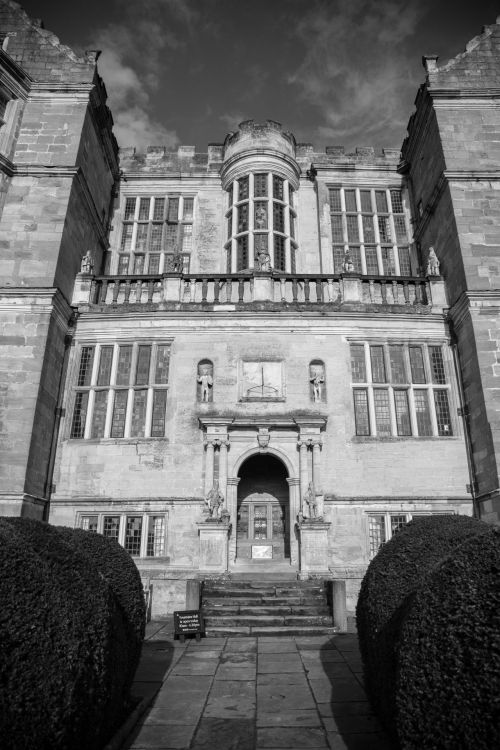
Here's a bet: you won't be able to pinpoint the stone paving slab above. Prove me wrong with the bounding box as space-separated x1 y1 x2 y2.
121 626 394 750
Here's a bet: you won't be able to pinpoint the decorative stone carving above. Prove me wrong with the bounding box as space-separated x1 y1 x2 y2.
197 360 214 402
343 251 354 273
80 251 94 275
256 248 271 272
426 247 440 276
309 361 325 403
257 427 270 450
302 481 320 520
205 479 224 520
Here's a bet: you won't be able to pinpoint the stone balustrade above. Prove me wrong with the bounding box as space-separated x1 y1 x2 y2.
72 271 447 312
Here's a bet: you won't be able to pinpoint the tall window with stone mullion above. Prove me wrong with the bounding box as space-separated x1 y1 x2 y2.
225 172 297 272
329 187 412 276
70 342 170 439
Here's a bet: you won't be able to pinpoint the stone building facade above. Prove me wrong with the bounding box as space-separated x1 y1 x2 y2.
1 2 498 617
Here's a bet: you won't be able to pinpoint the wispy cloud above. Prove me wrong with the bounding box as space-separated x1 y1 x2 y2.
90 0 203 149
287 0 430 148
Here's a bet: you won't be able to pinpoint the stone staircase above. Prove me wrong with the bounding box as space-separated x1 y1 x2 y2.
201 577 336 637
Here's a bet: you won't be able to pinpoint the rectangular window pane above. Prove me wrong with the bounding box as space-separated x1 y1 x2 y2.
124 198 136 221
81 516 98 532
148 255 160 274
409 346 426 383
70 391 89 438
131 389 147 437
238 176 249 200
228 184 233 205
378 216 392 243
390 514 408 535
374 389 391 435
151 390 168 437
103 516 120 540
138 198 150 221
329 188 342 212
348 247 362 273
120 224 133 252
370 345 386 383
364 246 379 274
254 234 268 255
254 202 268 229
434 390 453 436
77 346 94 386
181 224 193 253
116 345 132 386
149 224 163 252
135 345 151 385
97 347 113 386
382 247 396 277
360 190 372 212
124 516 143 555
273 176 284 200
91 390 108 438
369 515 386 557
254 173 268 197
351 344 367 382
331 215 344 243
238 203 248 232
118 255 129 274
237 236 248 270
414 390 433 436
155 345 170 384
390 189 403 213
394 390 411 436
135 225 148 252
344 189 356 212
398 247 411 276
165 224 177 250
353 389 370 435
393 215 408 243
254 505 268 539
167 197 179 221
333 247 345 273
147 516 166 556
375 190 388 213
111 390 128 438
361 215 375 243
389 345 406 383
346 215 359 242
153 197 165 221
182 197 194 220
274 235 285 271
227 214 232 238
429 346 446 384
273 203 284 233
133 255 145 274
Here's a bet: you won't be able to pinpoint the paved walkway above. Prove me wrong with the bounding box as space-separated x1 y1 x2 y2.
124 621 393 750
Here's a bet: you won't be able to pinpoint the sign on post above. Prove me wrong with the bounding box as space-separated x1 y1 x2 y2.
173 609 204 642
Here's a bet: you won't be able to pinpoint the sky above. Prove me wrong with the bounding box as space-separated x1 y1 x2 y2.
17 0 500 152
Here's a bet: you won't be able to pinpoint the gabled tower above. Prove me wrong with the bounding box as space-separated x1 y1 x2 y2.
402 18 500 524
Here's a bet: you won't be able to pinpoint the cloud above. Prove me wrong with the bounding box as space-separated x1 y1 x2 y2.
219 112 250 133
287 0 431 148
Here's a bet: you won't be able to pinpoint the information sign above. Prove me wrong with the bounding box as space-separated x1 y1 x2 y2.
173 609 203 641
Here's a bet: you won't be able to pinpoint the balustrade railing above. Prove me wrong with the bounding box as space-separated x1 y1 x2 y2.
82 273 440 310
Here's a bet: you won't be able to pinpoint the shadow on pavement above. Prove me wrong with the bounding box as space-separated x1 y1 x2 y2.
320 635 395 750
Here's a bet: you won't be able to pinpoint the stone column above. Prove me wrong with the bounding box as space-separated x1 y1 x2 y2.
226 477 240 563
312 438 324 518
219 440 229 502
287 477 300 566
298 440 310 502
204 439 215 495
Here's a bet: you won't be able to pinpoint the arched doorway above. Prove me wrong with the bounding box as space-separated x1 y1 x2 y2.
236 454 290 561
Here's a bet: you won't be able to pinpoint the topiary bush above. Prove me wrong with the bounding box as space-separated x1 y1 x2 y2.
356 514 496 747
0 518 130 750
396 527 500 749
56 525 145 687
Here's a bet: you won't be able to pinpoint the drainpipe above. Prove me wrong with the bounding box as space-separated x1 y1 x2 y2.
448 320 480 518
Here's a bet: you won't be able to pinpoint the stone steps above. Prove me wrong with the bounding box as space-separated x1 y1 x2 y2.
202 577 335 637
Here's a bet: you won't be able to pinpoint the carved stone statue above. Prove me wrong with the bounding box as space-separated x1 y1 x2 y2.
205 480 224 520
302 481 318 520
197 364 213 402
426 247 440 276
310 366 325 403
343 252 354 273
80 251 94 275
256 249 271 272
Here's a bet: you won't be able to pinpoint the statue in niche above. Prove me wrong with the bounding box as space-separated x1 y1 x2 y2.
343 251 354 273
197 362 213 402
302 481 318 520
80 251 94 275
426 247 440 276
205 480 224 520
256 249 271 272
310 363 325 402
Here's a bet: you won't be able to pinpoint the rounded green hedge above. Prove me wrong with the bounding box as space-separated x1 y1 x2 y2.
356 514 494 745
55 525 145 686
396 528 500 750
0 518 130 750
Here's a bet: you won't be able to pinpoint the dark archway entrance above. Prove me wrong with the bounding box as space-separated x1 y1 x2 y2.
236 454 290 561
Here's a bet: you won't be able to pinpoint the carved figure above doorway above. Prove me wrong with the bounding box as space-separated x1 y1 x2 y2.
197 360 214 402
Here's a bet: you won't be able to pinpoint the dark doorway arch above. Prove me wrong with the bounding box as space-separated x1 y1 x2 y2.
236 454 290 560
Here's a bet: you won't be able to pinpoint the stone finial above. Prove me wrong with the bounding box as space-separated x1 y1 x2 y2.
426 247 440 276
84 49 101 64
422 55 439 73
80 251 94 275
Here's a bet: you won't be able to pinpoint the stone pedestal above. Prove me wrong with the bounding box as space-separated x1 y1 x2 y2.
71 273 93 305
197 521 231 572
298 520 331 577
252 274 273 301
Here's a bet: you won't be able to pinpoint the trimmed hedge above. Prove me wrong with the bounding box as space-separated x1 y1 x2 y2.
55 525 145 687
0 518 130 750
396 528 500 749
356 515 496 747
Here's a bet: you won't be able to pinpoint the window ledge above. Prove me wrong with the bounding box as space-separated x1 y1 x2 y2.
351 435 457 442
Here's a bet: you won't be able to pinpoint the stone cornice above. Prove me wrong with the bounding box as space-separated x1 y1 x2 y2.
0 48 32 97
448 290 500 331
0 287 73 330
